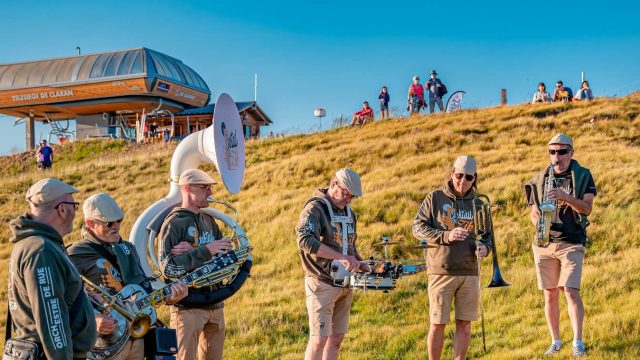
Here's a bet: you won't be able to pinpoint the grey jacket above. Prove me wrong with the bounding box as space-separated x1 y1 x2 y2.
7 214 97 360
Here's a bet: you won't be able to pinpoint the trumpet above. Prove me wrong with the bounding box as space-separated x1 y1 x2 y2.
472 194 510 352
536 163 557 247
81 275 152 339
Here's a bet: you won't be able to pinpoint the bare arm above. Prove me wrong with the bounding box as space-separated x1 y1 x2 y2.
548 189 595 215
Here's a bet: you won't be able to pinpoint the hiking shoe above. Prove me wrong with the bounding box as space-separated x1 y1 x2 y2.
573 344 587 357
544 343 562 356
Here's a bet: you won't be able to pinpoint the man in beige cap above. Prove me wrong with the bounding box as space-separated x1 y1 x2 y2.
6 178 97 359
68 193 188 360
158 168 233 360
412 156 490 360
296 168 370 360
525 134 596 357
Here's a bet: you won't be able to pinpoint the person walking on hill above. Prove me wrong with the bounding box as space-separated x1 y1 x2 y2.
351 101 374 125
532 82 552 103
378 86 390 119
412 156 491 360
553 81 573 102
425 70 447 113
574 81 594 101
6 178 97 359
524 134 596 357
407 75 425 115
296 168 370 360
36 139 53 170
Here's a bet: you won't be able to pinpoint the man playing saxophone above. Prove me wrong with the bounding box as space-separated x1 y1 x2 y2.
158 168 233 360
412 155 491 360
68 193 188 360
524 134 596 357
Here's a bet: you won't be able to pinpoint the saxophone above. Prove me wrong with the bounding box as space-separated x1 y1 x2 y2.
536 163 557 247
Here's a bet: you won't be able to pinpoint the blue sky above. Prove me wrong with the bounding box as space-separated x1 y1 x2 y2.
1 0 639 154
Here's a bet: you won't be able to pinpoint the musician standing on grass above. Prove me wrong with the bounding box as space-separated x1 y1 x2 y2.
296 168 370 360
524 134 596 357
412 156 491 360
158 168 233 360
6 178 96 360
68 193 188 360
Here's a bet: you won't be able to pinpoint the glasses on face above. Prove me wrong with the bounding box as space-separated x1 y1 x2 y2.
337 184 357 199
55 201 79 211
93 218 122 228
454 173 475 181
549 148 570 155
192 184 211 191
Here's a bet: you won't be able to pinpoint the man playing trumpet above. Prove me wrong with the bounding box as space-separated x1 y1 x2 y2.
412 155 491 360
525 134 596 357
68 193 188 360
296 168 370 360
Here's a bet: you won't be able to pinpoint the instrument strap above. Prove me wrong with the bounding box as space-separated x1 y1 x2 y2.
318 197 353 255
85 242 123 275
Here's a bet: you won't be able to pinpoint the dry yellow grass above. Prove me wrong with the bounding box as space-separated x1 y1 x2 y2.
1 97 640 359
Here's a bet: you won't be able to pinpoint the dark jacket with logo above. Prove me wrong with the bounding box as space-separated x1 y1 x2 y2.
7 214 97 360
158 207 224 309
412 182 491 276
296 189 358 285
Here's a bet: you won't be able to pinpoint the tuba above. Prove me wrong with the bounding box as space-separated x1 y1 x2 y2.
536 163 557 247
129 93 252 303
472 194 509 353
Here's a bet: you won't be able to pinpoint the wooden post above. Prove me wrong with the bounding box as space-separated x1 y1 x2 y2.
26 110 35 150
501 89 507 105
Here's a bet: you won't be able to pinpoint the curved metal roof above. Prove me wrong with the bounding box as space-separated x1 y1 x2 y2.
0 48 210 93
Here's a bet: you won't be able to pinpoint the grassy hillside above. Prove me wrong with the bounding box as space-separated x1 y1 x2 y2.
1 97 640 359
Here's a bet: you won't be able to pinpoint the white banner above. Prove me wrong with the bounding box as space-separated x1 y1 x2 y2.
445 91 465 112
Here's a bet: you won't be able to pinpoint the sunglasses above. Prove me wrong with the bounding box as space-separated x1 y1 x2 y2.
454 173 475 181
549 149 570 155
95 219 123 228
54 201 79 211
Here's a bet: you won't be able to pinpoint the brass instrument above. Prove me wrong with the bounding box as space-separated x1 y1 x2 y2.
81 275 152 339
536 163 557 247
472 194 510 352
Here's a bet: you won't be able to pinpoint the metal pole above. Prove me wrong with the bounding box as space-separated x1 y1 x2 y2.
501 89 507 105
581 71 585 82
26 110 35 150
254 73 258 102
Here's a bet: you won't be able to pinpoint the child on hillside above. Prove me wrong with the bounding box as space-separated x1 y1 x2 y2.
378 86 390 119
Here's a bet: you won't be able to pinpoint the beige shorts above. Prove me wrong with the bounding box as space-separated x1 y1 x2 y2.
532 242 585 290
428 274 479 324
305 276 353 337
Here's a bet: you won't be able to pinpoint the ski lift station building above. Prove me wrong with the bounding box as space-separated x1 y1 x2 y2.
0 48 272 150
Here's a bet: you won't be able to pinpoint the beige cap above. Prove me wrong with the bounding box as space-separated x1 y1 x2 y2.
83 193 124 222
453 155 477 174
335 168 363 197
548 133 573 147
178 168 217 185
26 178 79 205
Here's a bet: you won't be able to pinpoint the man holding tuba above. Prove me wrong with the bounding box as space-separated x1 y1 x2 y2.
524 134 596 357
158 168 233 360
68 193 188 360
6 178 97 360
412 155 491 360
296 168 370 360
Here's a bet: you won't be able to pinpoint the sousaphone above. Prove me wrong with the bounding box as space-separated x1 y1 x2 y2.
129 92 252 302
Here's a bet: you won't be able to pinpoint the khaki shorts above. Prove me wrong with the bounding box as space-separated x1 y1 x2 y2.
532 242 585 290
305 276 353 337
428 274 479 324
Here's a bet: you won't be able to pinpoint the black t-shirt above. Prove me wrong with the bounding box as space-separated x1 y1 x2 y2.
546 170 597 244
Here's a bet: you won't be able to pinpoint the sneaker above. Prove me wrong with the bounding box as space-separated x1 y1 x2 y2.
544 343 562 357
572 344 587 357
